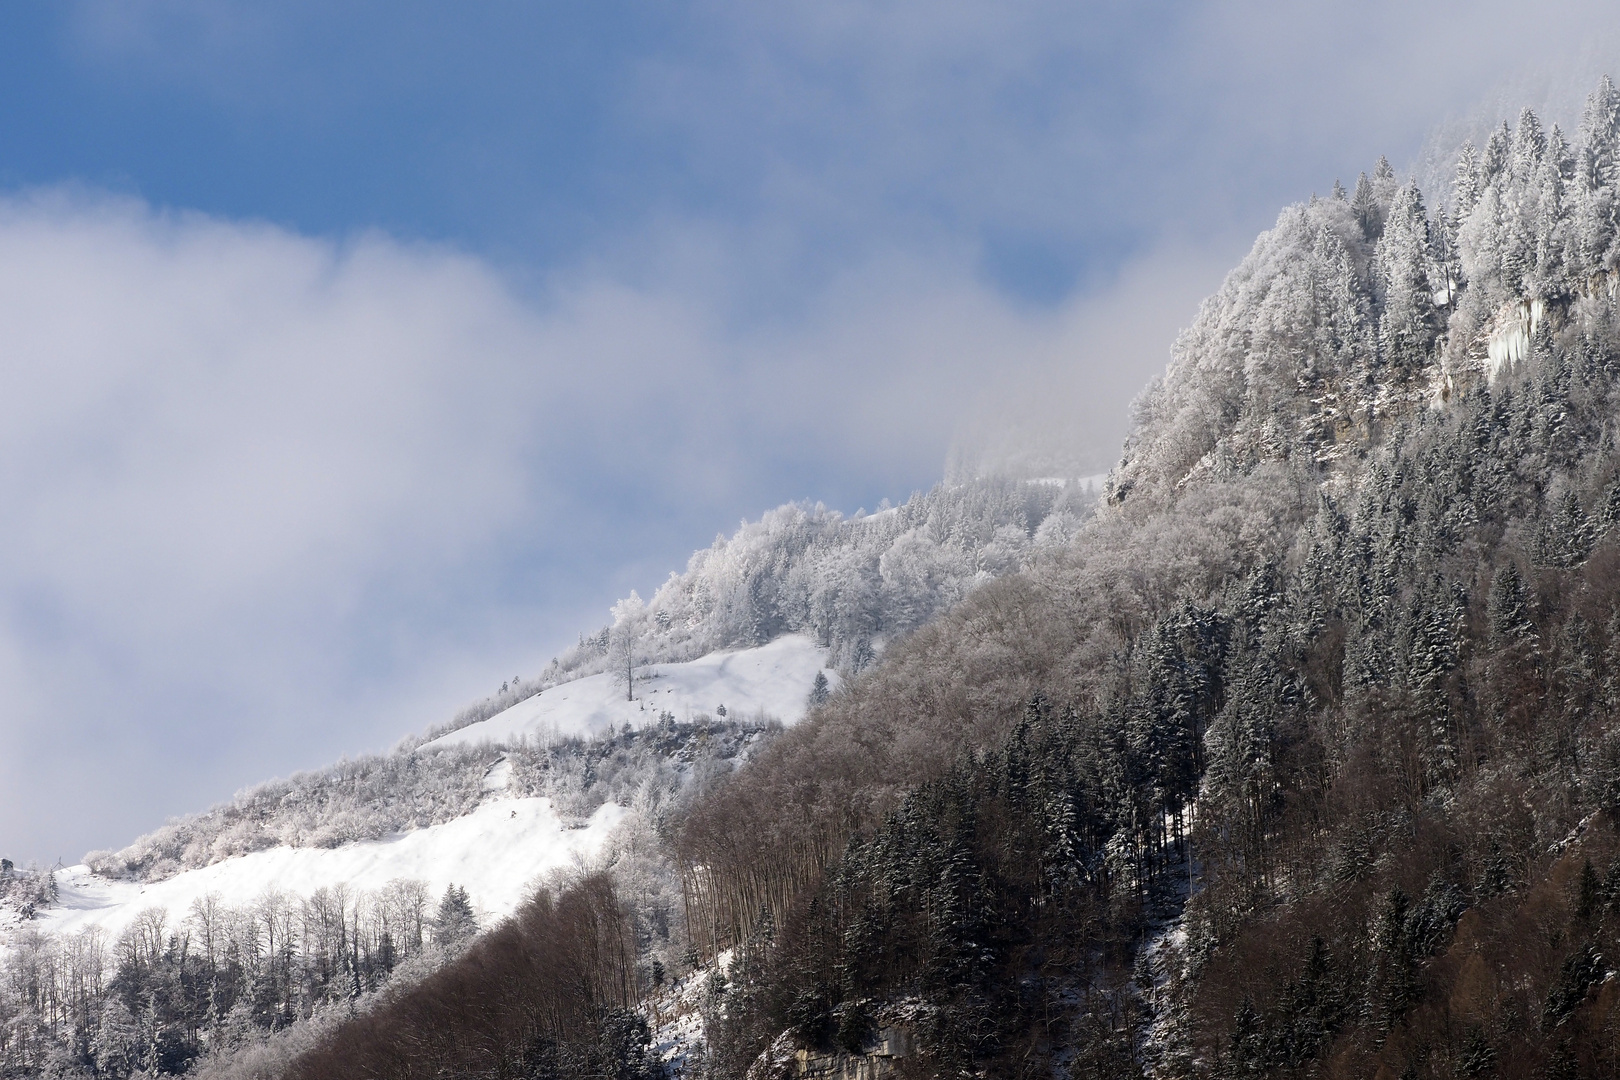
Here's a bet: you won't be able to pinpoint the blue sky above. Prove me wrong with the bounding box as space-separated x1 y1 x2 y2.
4 1 1616 862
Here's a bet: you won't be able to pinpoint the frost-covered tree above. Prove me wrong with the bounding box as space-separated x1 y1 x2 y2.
609 591 649 701
1454 140 1481 218
432 885 476 946
1376 182 1439 374
808 670 830 707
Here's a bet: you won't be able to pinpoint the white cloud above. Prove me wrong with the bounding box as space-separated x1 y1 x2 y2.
23 0 1620 865
0 194 551 858
0 193 1221 863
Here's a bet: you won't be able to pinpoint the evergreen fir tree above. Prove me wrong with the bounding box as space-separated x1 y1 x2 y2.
1487 560 1535 645
1376 183 1439 375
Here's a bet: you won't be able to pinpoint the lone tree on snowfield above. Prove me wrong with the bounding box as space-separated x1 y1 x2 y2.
608 592 648 702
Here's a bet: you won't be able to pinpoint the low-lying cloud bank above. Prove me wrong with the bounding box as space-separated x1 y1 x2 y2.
0 191 1220 864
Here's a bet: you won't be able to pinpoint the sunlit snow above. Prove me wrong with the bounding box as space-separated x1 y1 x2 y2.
8 637 835 949
35 797 626 942
425 634 836 750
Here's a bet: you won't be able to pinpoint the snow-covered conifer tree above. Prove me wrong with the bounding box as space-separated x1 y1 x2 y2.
1376 183 1439 376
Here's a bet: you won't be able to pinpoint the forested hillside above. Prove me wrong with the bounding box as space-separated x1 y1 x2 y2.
0 719 767 1078
15 78 1620 1080
270 79 1620 1080
0 413 1092 1076
426 476 1093 744
25 472 1081 894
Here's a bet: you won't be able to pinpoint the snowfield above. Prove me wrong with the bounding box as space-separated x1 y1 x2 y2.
425 633 835 751
34 794 626 943
9 636 830 950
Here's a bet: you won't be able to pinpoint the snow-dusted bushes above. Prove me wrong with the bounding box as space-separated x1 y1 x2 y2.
0 860 57 918
84 717 771 885
419 477 1097 746
515 716 776 823
5 718 767 1075
85 744 501 880
615 477 1087 673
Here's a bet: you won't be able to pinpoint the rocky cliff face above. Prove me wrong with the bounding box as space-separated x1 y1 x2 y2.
748 1021 913 1080
1114 84 1620 512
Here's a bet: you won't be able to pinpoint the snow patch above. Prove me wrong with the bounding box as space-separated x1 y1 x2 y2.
481 755 513 796
1027 472 1110 491
426 635 835 751
30 798 626 945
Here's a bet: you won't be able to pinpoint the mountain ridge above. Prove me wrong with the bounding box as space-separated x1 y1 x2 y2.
14 81 1620 1080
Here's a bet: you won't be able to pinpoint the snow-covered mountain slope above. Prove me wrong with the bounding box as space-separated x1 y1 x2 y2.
429 477 1094 740
1 637 824 957
0 459 1102 1079
426 634 835 750
33 789 625 944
